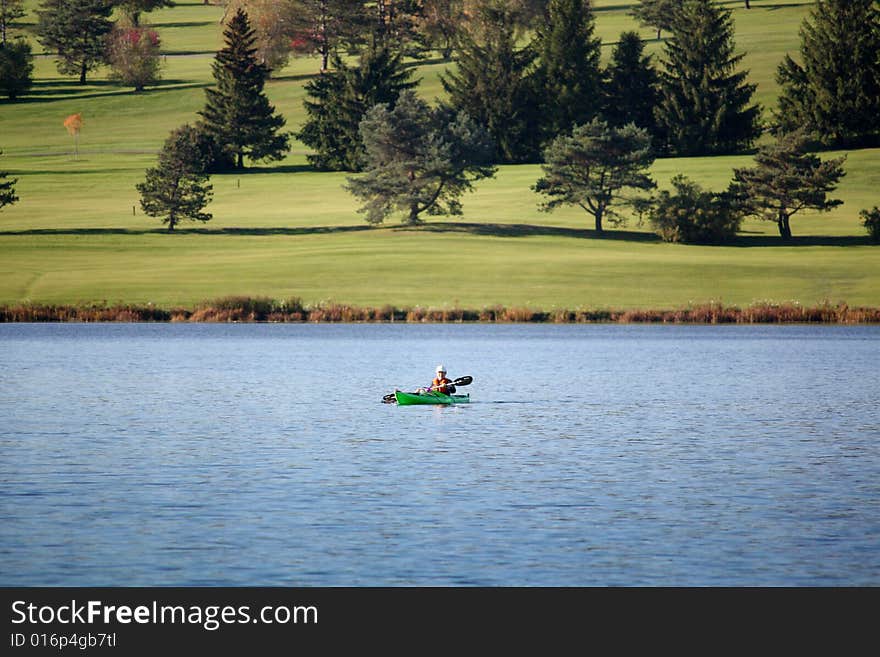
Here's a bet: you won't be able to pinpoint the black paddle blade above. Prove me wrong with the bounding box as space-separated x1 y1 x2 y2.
453 376 473 387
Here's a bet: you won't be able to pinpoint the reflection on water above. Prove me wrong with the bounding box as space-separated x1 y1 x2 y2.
1 323 878 585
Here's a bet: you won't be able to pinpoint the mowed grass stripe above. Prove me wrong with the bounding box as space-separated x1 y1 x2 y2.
3 226 878 308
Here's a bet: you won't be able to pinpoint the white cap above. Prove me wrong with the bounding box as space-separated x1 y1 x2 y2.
436 364 446 373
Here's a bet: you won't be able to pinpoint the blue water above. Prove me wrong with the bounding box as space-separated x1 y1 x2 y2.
1 323 878 585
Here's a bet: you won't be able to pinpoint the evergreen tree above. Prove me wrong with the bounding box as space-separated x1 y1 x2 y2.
137 125 213 232
0 0 25 45
346 90 496 225
733 131 846 239
533 119 656 234
298 47 417 171
336 47 418 170
441 1 538 163
36 0 114 84
0 38 33 100
776 0 880 147
655 0 761 156
199 9 290 169
603 31 659 136
298 66 349 171
0 150 18 211
731 130 846 239
532 0 602 143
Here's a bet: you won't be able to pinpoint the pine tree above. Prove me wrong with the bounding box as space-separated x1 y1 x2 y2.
0 150 18 211
533 119 656 234
532 0 602 143
603 31 659 136
36 0 113 84
731 130 846 239
440 2 538 163
0 0 26 45
298 66 349 171
776 0 880 147
346 90 496 225
298 47 417 171
137 125 213 233
337 47 419 170
0 38 33 100
199 9 290 169
655 0 761 156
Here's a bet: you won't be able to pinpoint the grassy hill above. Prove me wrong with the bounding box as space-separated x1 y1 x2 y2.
1 0 878 311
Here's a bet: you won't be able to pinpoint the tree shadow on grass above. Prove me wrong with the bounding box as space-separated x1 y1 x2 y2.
152 21 215 28
593 3 639 13
403 55 451 69
1 224 871 247
6 168 148 176
393 222 663 242
161 50 216 56
730 235 874 247
395 223 874 246
0 226 380 237
763 3 813 11
27 79 118 89
16 80 210 104
227 164 316 175
269 72 321 83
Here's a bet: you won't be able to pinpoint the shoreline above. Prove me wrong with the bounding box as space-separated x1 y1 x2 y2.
2 299 880 324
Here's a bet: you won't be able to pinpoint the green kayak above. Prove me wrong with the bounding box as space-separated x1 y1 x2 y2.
394 390 470 406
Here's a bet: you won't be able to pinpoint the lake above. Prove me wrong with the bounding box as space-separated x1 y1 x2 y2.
1 323 878 586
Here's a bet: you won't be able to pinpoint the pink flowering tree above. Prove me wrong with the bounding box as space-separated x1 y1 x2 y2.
107 26 162 92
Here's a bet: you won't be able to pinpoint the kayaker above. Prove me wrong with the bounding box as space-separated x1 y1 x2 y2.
428 365 456 395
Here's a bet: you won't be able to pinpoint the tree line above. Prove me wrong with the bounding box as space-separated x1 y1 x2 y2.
133 1 880 242
4 0 880 154
299 0 761 167
1 1 878 242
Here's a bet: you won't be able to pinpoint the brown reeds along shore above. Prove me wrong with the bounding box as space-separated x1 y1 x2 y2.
2 297 880 324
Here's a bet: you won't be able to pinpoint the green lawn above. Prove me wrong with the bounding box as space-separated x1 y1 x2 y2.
1 1 878 311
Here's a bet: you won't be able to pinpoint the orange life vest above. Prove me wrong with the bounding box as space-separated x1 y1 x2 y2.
432 376 453 393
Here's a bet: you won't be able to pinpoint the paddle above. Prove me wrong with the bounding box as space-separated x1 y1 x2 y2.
382 376 473 403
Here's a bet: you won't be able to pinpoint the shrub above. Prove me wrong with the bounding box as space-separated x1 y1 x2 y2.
861 206 880 243
648 175 742 244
